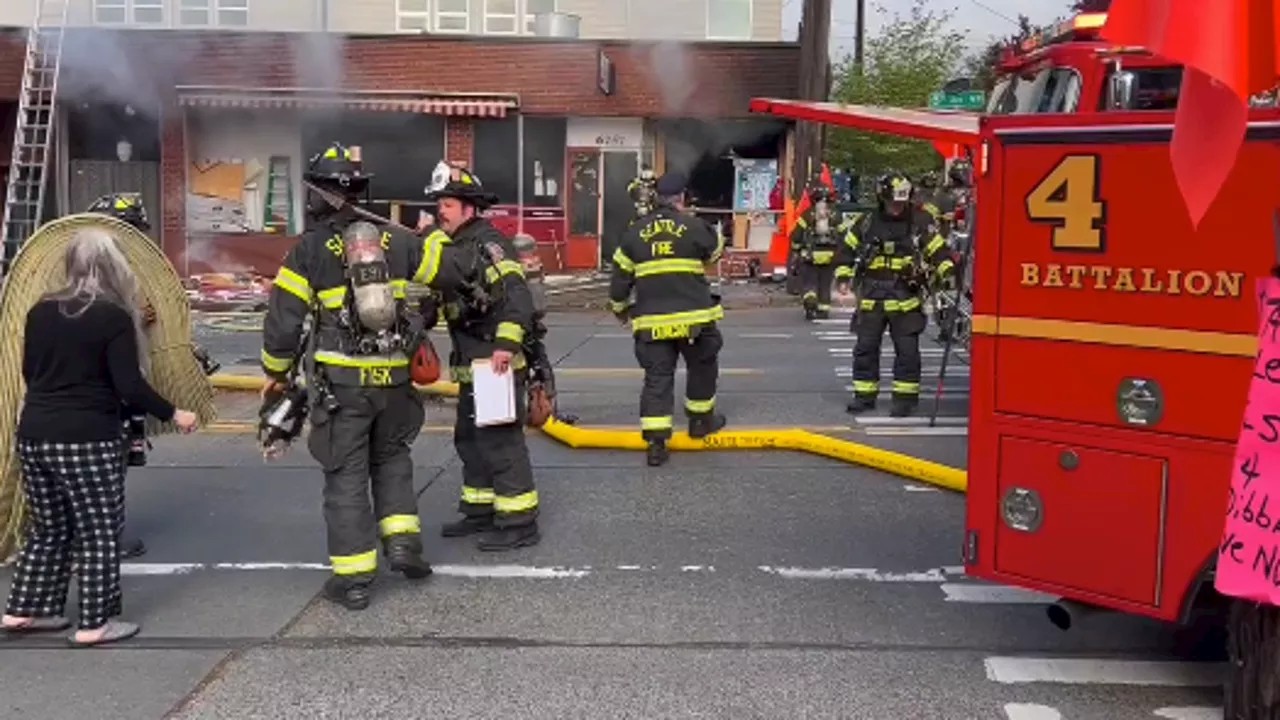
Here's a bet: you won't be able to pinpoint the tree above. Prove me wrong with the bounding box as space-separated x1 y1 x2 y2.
963 14 1035 93
1071 0 1110 11
825 0 968 178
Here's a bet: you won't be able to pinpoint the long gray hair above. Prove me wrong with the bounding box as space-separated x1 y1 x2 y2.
49 228 149 372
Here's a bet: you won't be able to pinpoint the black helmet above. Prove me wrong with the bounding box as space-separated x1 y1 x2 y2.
877 172 913 207
425 163 498 210
948 159 972 187
918 171 940 189
87 193 149 231
305 142 373 189
807 183 833 203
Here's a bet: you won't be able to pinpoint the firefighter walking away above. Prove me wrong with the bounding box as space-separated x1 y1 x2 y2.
835 172 954 417
790 175 844 320
425 165 542 551
260 142 434 610
609 172 727 467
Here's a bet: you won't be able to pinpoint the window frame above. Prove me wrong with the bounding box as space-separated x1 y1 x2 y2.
484 0 519 35
214 0 249 26
523 0 556 35
395 0 431 33
435 0 471 34
705 0 752 41
131 0 166 24
178 0 211 26
94 0 170 25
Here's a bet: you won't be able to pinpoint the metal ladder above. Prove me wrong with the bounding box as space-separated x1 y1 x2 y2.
2 0 71 267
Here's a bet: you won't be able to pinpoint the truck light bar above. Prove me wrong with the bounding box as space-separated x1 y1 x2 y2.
1018 12 1108 54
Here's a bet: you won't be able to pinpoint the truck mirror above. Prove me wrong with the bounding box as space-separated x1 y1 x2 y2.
1107 71 1136 110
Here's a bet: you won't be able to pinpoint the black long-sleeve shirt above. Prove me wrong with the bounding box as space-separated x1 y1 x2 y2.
19 297 175 442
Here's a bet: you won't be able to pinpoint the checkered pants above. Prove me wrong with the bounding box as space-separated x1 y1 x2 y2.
4 438 126 630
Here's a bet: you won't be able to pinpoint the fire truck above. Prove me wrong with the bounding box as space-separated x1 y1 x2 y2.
752 14 1280 630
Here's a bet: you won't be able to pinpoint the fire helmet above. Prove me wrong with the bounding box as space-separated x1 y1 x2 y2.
87 192 149 231
425 161 499 210
948 159 972 187
877 173 913 208
918 171 940 190
305 142 373 191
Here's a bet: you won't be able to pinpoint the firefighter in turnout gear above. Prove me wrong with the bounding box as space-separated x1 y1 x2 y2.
608 172 727 467
835 172 955 417
628 169 658 219
261 142 450 610
87 192 221 560
789 176 843 320
915 171 957 236
426 165 542 551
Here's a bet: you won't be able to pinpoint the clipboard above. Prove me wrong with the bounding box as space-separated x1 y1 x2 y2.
472 359 517 427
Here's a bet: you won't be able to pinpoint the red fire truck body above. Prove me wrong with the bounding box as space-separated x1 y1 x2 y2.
751 30 1280 622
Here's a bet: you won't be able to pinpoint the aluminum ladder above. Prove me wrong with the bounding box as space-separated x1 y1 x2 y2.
2 0 71 267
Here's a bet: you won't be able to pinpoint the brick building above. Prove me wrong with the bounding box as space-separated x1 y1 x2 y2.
0 28 800 275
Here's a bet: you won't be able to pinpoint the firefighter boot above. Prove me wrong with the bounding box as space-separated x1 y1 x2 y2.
647 439 669 467
384 535 433 580
688 412 727 439
477 522 541 552
846 395 877 414
815 308 830 320
890 395 919 418
119 528 146 559
322 575 372 611
441 515 495 537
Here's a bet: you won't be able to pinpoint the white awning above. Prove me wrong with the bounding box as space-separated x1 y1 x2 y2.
177 87 519 117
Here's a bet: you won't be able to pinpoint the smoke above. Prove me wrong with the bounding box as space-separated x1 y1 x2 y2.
181 238 252 274
645 41 696 112
292 32 347 92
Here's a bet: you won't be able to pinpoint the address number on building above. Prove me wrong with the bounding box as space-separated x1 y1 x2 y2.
595 134 629 147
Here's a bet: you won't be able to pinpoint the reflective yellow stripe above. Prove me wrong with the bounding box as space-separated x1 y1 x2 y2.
834 266 854 279
496 321 525 344
497 260 524 277
413 230 450 285
630 306 724 331
867 256 912 270
314 350 409 368
884 297 921 312
612 248 635 273
860 298 875 310
461 486 496 504
935 259 955 277
261 349 292 373
390 279 407 298
379 514 421 537
892 381 920 394
330 550 377 576
317 286 345 309
924 236 946 256
685 397 715 413
811 250 834 263
843 231 859 250
641 415 673 430
709 229 725 263
796 218 808 228
274 267 312 303
634 258 705 277
802 291 817 300
923 202 940 218
853 380 878 394
608 299 630 313
494 490 539 514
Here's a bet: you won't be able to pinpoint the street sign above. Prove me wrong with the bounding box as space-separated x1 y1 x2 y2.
928 90 985 111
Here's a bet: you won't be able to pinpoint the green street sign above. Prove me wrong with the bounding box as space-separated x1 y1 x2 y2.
928 90 986 111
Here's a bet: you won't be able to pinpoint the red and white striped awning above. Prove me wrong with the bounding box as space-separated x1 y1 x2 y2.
176 87 518 117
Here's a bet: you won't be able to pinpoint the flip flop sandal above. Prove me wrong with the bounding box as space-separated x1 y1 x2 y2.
1 617 71 634
68 621 139 647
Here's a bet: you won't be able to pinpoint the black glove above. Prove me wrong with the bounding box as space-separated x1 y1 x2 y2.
418 295 440 331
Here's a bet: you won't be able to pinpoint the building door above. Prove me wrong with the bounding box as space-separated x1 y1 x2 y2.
566 149 601 268
600 150 638 268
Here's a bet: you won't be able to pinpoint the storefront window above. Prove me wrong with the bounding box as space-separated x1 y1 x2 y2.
473 117 519 204
522 117 566 208
301 111 445 202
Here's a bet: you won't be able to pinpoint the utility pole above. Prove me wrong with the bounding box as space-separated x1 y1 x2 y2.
854 0 865 70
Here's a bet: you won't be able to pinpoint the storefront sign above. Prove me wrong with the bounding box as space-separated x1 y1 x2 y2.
733 158 778 212
566 117 644 149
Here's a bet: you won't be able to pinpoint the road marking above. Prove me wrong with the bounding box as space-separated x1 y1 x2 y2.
1153 709 1222 720
983 657 1227 687
1004 704 1062 720
738 332 793 339
853 416 968 426
119 562 966 582
941 583 1056 604
863 426 970 437
903 484 940 493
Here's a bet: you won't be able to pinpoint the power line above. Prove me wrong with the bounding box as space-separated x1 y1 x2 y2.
963 0 1021 27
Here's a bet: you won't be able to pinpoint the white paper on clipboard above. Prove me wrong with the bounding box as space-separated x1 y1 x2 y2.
472 359 517 427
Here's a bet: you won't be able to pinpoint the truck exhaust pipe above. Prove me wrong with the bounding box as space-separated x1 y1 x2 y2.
1047 599 1106 630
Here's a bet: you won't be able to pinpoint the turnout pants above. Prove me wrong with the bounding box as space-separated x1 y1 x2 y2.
634 325 723 441
455 371 539 528
851 304 927 401
307 384 425 581
801 261 836 313
6 438 126 630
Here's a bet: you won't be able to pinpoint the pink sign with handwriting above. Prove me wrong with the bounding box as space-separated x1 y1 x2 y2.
1216 277 1280 604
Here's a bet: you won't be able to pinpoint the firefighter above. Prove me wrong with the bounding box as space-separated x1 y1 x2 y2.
834 172 955 417
425 167 542 551
86 193 222 560
608 172 726 467
915 171 956 235
789 176 842 320
628 169 658 220
260 142 440 611
512 233 576 425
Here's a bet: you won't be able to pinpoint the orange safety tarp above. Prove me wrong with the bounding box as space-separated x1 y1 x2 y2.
1101 0 1280 226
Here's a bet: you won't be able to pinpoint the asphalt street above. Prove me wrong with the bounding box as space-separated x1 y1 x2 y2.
0 305 1225 720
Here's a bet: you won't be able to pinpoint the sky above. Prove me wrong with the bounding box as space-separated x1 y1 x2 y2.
781 0 1074 61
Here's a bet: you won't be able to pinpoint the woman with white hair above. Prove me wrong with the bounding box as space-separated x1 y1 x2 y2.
0 228 198 646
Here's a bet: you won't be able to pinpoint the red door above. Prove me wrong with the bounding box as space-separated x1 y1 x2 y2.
565 148 601 269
